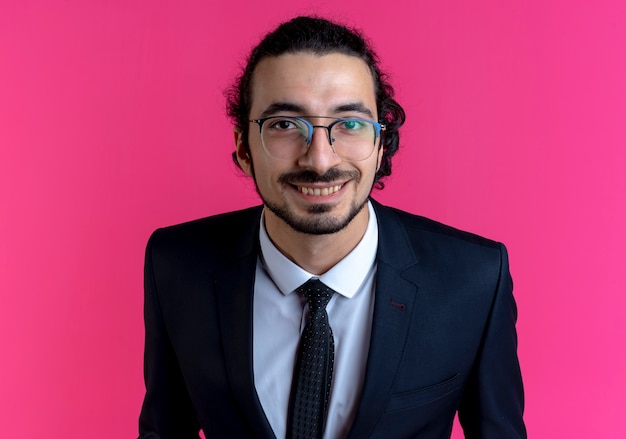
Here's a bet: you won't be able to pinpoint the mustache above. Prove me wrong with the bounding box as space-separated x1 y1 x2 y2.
278 168 360 185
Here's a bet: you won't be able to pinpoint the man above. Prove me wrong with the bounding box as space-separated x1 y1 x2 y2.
139 16 526 439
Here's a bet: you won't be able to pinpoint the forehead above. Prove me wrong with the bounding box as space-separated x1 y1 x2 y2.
249 52 377 116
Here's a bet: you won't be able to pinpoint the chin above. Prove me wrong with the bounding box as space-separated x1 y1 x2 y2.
265 198 368 236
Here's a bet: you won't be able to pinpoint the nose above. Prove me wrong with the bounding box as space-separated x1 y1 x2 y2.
297 126 342 173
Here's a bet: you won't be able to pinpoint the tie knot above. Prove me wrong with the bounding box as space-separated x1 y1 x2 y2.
296 278 334 311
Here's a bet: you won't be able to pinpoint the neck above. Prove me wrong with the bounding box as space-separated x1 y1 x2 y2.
263 205 370 275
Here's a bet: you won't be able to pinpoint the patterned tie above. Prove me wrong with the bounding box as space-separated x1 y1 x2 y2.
287 278 336 439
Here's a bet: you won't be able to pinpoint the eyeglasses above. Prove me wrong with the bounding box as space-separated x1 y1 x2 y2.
249 116 386 162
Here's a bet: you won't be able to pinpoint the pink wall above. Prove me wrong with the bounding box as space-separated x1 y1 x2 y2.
1 1 624 437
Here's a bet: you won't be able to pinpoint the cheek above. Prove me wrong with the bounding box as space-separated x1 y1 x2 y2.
250 154 282 187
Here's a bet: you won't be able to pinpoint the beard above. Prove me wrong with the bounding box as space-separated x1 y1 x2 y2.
255 168 372 235
263 195 369 235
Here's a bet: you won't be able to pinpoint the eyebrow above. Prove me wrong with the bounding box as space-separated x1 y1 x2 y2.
259 101 375 119
333 103 375 119
259 103 305 118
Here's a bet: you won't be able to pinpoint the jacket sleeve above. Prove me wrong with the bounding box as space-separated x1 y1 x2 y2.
138 230 201 439
457 243 527 438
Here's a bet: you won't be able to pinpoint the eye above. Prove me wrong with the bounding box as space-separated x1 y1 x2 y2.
340 119 366 131
268 118 298 130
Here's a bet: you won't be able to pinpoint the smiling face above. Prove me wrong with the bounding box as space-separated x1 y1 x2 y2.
235 52 383 237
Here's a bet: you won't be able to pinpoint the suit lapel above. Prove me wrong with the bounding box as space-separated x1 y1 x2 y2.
214 208 276 439
347 201 421 439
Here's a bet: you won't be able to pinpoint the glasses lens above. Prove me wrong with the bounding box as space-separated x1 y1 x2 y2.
259 116 379 161
331 118 378 161
261 117 309 159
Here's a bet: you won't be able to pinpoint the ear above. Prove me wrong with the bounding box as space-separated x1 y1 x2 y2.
234 128 253 177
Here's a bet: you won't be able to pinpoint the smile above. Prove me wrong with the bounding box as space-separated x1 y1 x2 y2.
296 184 343 196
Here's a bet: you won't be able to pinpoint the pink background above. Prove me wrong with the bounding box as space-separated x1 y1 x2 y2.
1 1 625 437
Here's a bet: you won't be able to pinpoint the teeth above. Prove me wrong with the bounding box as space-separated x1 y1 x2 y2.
298 184 342 196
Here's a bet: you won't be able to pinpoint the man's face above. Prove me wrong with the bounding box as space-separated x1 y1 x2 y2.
236 52 383 235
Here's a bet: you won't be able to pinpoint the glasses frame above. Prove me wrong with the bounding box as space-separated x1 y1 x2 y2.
249 116 386 162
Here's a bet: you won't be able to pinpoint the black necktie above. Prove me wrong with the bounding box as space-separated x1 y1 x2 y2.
287 278 336 439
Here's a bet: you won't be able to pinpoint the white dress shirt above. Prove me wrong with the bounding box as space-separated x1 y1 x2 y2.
253 201 378 439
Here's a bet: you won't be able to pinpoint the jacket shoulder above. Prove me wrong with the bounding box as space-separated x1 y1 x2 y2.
146 205 263 262
374 202 502 250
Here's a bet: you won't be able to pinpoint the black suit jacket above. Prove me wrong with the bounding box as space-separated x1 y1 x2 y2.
139 200 526 438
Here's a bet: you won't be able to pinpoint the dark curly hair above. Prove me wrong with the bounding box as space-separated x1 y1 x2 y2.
225 16 406 189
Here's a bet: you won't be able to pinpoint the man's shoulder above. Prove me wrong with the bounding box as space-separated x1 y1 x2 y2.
372 200 502 251
157 205 263 235
146 205 263 256
372 201 507 277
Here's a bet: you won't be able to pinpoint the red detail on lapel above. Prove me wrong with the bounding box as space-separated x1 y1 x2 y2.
389 300 406 311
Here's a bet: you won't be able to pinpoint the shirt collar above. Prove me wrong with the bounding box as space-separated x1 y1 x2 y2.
259 201 379 299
